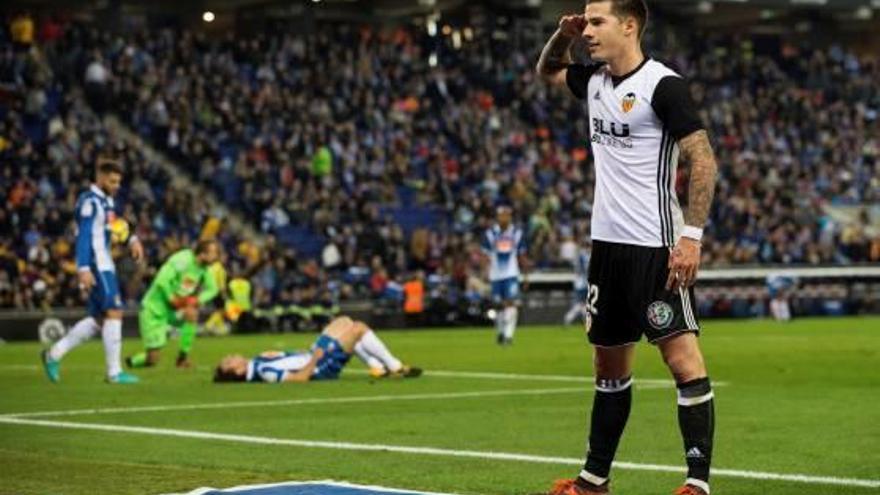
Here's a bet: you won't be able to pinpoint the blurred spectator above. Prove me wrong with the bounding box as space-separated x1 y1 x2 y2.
0 14 877 316
10 12 34 50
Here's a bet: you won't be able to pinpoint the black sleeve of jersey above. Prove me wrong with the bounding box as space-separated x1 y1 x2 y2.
651 75 704 140
565 63 602 100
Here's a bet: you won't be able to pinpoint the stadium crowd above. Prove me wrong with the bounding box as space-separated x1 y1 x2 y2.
0 15 315 311
2 12 879 314
96 18 879 266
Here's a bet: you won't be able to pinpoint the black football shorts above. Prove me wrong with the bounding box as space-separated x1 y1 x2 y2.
584 239 700 346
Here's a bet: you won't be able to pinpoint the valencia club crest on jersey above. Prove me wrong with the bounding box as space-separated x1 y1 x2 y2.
622 92 636 113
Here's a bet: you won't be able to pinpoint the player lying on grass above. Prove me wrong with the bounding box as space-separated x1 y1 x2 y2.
213 316 422 383
125 240 221 369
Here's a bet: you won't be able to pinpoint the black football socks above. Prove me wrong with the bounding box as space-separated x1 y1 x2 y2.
676 376 715 493
580 376 634 486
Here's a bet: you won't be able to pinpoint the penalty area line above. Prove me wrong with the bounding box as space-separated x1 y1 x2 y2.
0 416 877 489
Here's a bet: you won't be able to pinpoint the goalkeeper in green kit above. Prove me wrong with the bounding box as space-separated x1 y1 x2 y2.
126 240 222 369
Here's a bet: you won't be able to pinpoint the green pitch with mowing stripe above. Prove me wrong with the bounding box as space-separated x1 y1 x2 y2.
0 317 878 495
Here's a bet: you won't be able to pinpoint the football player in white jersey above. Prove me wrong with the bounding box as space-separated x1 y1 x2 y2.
213 316 421 383
564 237 591 326
481 206 529 345
537 1 719 494
41 158 144 384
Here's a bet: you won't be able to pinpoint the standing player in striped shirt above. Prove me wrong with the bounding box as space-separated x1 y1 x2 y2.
537 1 719 494
481 206 528 345
41 158 144 384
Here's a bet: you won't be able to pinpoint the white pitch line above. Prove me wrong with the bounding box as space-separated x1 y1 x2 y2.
0 365 728 387
0 383 678 419
351 369 728 387
420 370 682 385
1 416 877 489
0 387 589 419
0 365 43 370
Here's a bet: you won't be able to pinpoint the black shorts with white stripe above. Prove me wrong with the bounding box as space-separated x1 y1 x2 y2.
585 239 700 346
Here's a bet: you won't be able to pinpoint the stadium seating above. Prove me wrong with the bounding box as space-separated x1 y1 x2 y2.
1 14 878 313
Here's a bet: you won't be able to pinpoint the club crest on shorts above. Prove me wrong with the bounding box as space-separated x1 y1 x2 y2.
647 301 674 329
621 92 636 113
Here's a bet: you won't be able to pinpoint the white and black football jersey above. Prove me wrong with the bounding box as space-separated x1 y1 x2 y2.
566 58 704 247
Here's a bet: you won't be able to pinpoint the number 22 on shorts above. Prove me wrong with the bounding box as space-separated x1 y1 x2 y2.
584 284 599 334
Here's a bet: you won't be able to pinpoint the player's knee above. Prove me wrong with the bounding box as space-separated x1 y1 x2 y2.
593 353 632 380
333 316 353 328
351 321 369 338
105 309 123 320
663 349 706 382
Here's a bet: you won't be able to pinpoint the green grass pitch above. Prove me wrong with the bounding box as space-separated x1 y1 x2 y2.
0 317 878 495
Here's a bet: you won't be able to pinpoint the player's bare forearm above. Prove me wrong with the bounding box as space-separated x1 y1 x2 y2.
679 130 718 228
536 29 574 80
285 363 315 383
518 255 530 275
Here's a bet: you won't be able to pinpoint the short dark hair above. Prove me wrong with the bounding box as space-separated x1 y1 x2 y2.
588 0 649 38
213 366 246 382
96 157 123 176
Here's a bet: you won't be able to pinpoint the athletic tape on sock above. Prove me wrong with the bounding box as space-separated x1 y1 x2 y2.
595 376 633 393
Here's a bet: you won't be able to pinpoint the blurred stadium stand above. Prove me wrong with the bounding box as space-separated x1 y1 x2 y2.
0 0 878 339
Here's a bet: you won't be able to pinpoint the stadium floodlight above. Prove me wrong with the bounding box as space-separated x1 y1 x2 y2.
202 11 215 22
854 6 873 19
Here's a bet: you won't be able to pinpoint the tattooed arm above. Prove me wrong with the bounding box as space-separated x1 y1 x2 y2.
536 30 574 86
666 130 718 291
536 15 585 88
680 130 718 229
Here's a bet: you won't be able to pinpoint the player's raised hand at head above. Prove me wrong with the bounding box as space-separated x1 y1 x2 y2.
558 14 587 38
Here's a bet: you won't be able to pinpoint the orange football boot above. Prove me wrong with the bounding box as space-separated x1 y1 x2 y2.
545 478 609 495
673 484 708 495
